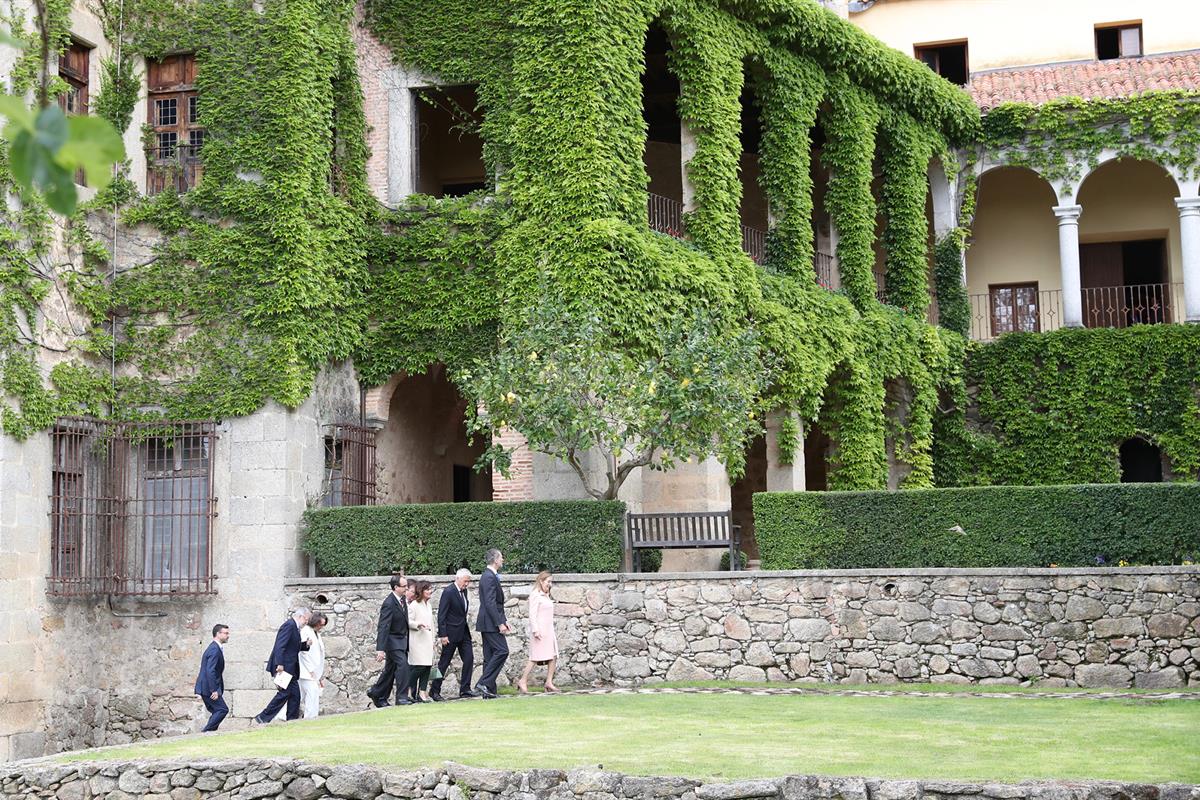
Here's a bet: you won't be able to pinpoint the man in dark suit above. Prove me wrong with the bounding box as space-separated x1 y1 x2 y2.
254 608 310 724
194 623 230 731
431 568 475 701
474 548 510 699
366 574 413 707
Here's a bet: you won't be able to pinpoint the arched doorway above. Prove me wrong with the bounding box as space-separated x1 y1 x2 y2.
374 366 493 503
1119 438 1163 483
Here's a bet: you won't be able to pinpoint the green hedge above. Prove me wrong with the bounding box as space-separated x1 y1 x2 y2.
303 500 625 576
754 484 1200 569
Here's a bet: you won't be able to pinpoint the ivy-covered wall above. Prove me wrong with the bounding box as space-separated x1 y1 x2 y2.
1 0 983 491
934 326 1200 487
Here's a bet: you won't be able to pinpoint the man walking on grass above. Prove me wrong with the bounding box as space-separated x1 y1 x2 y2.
474 549 510 699
431 568 476 701
367 574 413 707
254 608 310 724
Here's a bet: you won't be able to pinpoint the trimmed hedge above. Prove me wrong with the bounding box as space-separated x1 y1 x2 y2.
303 500 625 576
754 484 1200 569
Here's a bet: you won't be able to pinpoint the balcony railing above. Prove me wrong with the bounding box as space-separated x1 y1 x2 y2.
814 249 834 288
647 192 683 239
968 283 1185 341
146 143 203 196
742 224 766 265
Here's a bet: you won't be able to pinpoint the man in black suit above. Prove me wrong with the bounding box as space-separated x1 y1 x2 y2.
431 568 475 701
367 574 413 707
474 548 510 699
194 623 229 732
254 608 310 724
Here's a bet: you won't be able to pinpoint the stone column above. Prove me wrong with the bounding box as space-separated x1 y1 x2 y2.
681 120 699 215
764 411 805 492
1053 204 1084 328
1176 197 1200 322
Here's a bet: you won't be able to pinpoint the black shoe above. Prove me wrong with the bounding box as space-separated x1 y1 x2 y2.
478 687 497 699
395 698 413 706
430 693 444 702
458 690 477 699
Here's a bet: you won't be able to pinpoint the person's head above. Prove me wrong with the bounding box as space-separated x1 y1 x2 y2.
292 607 310 626
309 612 328 632
454 568 472 590
389 574 408 598
212 623 230 643
535 571 553 595
412 579 433 603
405 581 417 601
486 548 504 570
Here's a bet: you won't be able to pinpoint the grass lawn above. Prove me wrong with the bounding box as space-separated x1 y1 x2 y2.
60 692 1200 783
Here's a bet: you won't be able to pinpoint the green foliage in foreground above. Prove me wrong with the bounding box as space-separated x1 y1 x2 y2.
60 692 1200 782
303 500 624 576
754 483 1200 569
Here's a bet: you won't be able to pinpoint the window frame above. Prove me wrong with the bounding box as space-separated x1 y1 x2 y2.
146 53 204 194
1095 22 1143 60
913 39 970 85
988 281 1041 337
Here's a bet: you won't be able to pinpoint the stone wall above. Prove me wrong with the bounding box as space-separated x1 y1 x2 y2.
288 567 1200 714
4 759 1199 800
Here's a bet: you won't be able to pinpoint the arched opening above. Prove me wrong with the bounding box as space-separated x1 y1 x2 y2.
1076 158 1183 328
642 22 683 237
966 166 1060 340
414 85 487 197
739 61 767 264
810 119 835 288
1119 438 1163 483
374 366 493 503
804 423 831 491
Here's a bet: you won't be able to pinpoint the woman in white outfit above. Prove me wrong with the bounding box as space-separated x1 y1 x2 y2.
298 611 328 719
407 580 436 702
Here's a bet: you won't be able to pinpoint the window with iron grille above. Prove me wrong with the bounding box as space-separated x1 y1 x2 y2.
146 54 204 195
322 424 377 507
49 418 217 597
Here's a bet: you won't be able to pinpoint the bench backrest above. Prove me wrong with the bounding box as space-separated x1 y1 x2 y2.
627 511 734 548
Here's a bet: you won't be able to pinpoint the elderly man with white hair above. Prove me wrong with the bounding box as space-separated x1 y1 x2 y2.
253 607 311 723
430 568 476 701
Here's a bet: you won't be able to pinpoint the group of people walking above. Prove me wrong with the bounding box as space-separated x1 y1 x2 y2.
194 547 559 731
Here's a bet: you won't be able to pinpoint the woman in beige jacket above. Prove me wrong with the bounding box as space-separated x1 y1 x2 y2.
406 580 435 702
517 571 560 694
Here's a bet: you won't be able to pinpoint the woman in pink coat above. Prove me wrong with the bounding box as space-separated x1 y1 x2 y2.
517 571 560 694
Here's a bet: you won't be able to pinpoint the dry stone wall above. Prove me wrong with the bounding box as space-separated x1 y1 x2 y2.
288 567 1200 713
4 759 1199 800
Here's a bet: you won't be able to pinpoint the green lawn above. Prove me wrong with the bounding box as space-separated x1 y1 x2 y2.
61 692 1200 783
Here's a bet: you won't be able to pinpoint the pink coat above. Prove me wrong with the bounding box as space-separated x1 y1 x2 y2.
528 590 559 662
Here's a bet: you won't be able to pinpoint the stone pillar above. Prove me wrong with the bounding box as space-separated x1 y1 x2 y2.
1176 197 1200 322
387 86 417 206
681 119 699 215
1053 204 1084 328
491 427 534 502
640 456 731 571
764 411 805 492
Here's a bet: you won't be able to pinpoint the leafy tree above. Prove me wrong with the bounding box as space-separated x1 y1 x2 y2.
459 300 769 500
0 27 124 215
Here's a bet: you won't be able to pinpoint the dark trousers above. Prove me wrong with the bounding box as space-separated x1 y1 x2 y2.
476 630 509 693
200 694 228 731
256 676 300 722
432 636 474 696
408 665 431 696
367 649 410 704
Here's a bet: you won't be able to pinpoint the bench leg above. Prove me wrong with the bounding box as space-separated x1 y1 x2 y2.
633 549 641 573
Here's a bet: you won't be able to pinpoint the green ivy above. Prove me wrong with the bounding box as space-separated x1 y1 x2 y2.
935 326 1200 486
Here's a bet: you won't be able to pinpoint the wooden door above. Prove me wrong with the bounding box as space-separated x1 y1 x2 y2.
1080 242 1124 328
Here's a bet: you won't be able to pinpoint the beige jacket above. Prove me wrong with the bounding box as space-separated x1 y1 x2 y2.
407 600 434 666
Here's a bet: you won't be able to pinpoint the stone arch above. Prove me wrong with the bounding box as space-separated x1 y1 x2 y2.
1075 157 1184 327
370 365 493 504
1071 154 1181 206
927 157 956 237
966 165 1062 338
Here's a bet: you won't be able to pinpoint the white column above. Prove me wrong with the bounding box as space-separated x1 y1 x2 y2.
680 119 699 214
1053 204 1084 328
1176 197 1200 323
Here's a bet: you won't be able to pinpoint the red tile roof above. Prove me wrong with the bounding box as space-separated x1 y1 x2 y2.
968 50 1200 110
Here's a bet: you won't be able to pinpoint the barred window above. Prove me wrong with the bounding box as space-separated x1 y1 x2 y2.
322 424 377 507
49 418 217 597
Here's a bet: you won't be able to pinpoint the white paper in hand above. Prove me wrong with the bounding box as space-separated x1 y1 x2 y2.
273 670 293 690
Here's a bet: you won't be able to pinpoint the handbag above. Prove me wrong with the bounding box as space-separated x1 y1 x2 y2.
430 665 443 681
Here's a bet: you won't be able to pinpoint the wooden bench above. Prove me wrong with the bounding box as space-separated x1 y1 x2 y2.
626 511 741 572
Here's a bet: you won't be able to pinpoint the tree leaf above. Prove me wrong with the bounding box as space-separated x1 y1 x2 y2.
42 162 78 215
58 115 126 189
0 94 34 132
33 104 69 152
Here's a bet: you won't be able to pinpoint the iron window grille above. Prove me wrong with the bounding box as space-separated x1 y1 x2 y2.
48 418 218 597
322 424 377 507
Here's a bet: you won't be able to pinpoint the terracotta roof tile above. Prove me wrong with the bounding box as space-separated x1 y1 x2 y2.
968 50 1200 110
